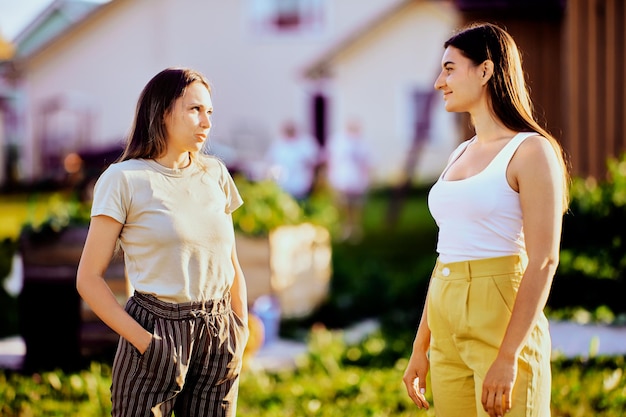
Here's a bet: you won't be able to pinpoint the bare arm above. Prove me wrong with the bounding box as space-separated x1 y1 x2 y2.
402 294 431 410
481 136 565 416
76 215 152 354
229 231 248 325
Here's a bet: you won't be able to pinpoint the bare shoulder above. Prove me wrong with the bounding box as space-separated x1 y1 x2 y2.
508 134 564 194
513 135 560 170
518 134 554 155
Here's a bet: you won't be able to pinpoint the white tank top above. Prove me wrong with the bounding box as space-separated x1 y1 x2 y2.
428 132 536 263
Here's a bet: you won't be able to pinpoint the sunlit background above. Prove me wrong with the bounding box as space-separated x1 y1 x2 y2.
1 1 626 416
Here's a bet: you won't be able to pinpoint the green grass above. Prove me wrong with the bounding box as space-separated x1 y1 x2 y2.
1 330 625 416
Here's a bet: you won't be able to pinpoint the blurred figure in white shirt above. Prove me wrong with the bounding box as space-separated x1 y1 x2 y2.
325 120 372 240
266 121 320 200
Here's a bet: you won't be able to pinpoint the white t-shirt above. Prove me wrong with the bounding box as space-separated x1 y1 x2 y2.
91 156 243 303
266 135 319 198
326 132 371 195
428 132 536 264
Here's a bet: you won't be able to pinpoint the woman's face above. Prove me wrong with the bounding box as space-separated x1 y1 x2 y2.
163 81 213 154
434 46 485 113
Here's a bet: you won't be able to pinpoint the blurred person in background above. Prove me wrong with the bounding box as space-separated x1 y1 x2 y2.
402 22 569 417
266 120 320 200
77 68 248 417
324 119 372 240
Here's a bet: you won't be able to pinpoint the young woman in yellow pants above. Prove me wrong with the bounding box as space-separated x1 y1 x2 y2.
403 23 569 417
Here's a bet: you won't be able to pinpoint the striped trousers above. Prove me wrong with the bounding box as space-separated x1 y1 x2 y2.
111 292 247 417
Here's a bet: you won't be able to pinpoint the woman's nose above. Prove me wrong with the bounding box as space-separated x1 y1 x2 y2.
200 113 211 128
434 71 445 90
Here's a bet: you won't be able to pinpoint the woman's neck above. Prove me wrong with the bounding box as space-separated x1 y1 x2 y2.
154 151 191 169
471 110 516 144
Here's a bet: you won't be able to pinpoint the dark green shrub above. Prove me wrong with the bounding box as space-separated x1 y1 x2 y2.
551 154 626 313
283 186 438 339
0 238 19 338
319 230 436 328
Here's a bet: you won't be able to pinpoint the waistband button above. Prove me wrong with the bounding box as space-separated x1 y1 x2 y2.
442 267 450 277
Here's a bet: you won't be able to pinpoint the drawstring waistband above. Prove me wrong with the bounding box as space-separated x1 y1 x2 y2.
132 292 230 337
188 309 219 337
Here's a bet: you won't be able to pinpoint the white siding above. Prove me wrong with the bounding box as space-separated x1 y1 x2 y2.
16 0 460 184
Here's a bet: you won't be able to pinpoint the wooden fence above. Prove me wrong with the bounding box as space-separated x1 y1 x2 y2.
456 0 626 179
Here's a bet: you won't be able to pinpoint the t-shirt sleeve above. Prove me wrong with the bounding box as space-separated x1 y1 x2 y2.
90 164 130 224
219 161 243 214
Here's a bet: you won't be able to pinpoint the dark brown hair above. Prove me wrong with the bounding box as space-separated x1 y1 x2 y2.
445 22 569 210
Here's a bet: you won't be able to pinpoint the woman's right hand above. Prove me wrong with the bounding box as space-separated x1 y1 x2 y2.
402 349 430 409
134 331 154 355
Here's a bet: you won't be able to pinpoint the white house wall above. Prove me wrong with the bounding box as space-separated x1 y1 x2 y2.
17 0 460 184
21 0 165 178
327 1 460 184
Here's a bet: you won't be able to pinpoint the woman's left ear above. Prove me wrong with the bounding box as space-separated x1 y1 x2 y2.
481 60 494 85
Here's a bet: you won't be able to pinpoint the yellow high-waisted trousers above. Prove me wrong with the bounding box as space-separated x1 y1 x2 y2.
427 254 551 417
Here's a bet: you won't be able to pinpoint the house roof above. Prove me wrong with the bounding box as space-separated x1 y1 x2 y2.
304 0 418 79
12 0 107 59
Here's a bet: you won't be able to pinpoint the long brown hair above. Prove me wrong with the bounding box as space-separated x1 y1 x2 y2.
118 68 211 162
445 22 569 210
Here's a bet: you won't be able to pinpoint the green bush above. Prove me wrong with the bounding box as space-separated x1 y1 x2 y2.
280 186 438 339
551 356 626 417
1 330 626 416
561 155 626 280
312 230 435 329
19 193 91 244
232 177 305 236
0 362 112 417
551 154 626 314
231 176 339 237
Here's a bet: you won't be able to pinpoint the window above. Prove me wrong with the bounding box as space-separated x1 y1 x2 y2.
248 0 327 37
408 89 437 146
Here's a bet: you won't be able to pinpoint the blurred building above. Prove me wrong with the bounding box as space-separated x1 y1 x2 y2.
305 0 461 183
0 0 460 187
0 0 102 186
0 0 624 187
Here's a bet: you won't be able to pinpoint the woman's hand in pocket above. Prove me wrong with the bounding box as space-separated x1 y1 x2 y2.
134 330 154 355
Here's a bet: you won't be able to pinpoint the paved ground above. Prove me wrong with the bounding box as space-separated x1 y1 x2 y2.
549 320 626 358
1 320 626 372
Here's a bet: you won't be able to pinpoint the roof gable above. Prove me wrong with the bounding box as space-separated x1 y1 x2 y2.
13 0 104 58
304 0 416 78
